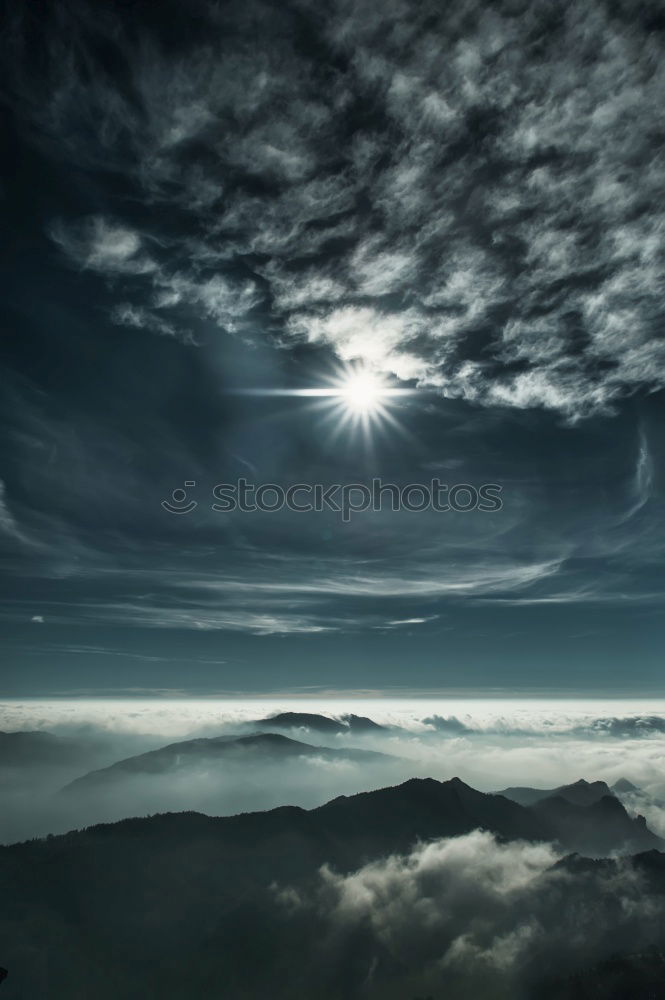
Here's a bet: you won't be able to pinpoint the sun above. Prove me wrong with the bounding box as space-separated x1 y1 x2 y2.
229 362 417 443
340 371 385 414
316 363 414 443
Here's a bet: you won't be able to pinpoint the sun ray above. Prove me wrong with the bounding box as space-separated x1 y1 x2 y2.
228 363 418 444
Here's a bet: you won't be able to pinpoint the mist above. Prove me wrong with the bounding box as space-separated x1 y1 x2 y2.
272 830 665 999
3 697 665 844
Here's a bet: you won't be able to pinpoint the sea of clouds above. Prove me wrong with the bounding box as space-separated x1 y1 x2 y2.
3 697 665 843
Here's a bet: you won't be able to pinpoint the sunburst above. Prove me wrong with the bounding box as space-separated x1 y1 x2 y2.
229 362 416 443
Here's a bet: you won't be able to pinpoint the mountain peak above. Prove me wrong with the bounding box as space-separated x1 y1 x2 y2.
497 778 613 809
444 776 472 790
612 777 640 794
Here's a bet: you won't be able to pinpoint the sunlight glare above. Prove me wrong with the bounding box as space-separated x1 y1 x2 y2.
341 371 384 414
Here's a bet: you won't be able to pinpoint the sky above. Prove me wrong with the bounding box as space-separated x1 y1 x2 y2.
1 0 665 697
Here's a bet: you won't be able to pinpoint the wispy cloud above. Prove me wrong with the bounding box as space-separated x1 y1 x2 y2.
0 480 24 541
50 217 156 276
621 427 654 521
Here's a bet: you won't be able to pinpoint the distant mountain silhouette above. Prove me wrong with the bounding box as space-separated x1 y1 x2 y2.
57 775 554 866
497 778 614 808
611 777 640 794
26 774 665 871
533 794 661 855
496 779 660 854
340 713 388 733
255 712 346 734
554 847 665 882
312 776 549 861
61 732 394 794
253 711 390 735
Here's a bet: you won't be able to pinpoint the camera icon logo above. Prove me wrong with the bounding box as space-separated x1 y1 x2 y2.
161 481 198 514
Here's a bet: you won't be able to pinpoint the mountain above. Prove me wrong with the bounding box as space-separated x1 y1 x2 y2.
255 711 346 734
533 794 661 855
253 711 389 735
4 777 558 933
313 776 549 857
341 713 388 733
20 774 665 876
539 948 665 1000
61 732 393 794
1 776 664 999
496 778 614 808
496 779 660 854
611 777 640 794
554 847 665 883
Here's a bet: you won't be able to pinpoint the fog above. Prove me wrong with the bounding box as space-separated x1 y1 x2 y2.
3 698 665 843
275 830 664 999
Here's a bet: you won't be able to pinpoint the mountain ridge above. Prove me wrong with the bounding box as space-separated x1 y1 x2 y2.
496 778 615 807
10 773 662 859
61 731 395 795
2 775 664 999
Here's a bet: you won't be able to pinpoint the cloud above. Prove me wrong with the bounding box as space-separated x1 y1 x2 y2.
3 0 665 660
575 716 665 739
0 480 24 541
622 428 654 521
422 715 473 735
278 829 664 997
287 307 433 382
50 217 155 276
110 303 187 341
5 0 664 418
52 213 262 340
0 549 568 633
7 695 665 844
0 599 338 635
385 616 437 626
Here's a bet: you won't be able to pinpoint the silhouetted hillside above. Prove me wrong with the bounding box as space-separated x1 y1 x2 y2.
2 777 664 998
61 732 394 794
533 794 661 855
254 712 390 735
312 776 549 860
611 778 640 795
497 778 614 808
341 714 388 733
